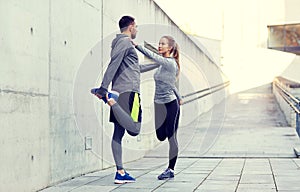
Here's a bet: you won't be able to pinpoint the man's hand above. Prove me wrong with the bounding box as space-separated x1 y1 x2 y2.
95 87 108 97
106 93 116 106
91 87 107 100
95 93 103 100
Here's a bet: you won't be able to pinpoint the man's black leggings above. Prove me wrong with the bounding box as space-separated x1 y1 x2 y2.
155 99 180 170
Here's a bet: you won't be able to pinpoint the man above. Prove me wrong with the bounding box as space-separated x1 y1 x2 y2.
94 16 158 184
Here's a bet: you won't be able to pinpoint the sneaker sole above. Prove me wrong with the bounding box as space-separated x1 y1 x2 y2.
114 179 136 184
158 176 174 180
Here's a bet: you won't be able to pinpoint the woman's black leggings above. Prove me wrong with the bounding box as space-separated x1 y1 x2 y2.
155 99 180 170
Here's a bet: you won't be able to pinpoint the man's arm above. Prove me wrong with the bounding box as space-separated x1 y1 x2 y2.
96 38 128 96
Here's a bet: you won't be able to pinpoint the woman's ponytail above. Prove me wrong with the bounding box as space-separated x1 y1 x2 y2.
172 43 180 73
163 35 180 78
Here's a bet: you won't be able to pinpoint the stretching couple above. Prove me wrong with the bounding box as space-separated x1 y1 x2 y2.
92 15 183 184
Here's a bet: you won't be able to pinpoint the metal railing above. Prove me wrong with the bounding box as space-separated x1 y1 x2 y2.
182 81 230 105
274 80 300 136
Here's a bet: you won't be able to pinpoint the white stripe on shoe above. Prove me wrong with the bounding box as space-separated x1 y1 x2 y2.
114 179 136 184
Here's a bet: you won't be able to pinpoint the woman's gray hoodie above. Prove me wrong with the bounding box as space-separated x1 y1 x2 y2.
136 45 182 104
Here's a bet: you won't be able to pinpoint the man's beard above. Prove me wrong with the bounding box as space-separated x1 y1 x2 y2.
131 33 136 39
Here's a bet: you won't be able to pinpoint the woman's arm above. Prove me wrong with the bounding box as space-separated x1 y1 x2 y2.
173 86 182 100
140 63 160 73
173 86 183 105
135 45 173 66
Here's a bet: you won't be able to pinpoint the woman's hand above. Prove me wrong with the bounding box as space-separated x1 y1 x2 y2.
131 40 137 47
179 99 184 105
106 93 116 106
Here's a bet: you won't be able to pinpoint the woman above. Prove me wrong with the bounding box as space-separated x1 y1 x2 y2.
132 36 183 180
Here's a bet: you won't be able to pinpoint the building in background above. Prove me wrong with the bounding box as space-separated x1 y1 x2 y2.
268 23 300 55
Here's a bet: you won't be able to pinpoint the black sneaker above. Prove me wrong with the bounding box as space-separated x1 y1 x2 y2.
157 168 174 180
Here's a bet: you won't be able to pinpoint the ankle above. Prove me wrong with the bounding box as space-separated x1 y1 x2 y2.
117 169 125 175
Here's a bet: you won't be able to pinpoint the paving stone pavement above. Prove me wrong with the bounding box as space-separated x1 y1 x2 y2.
40 84 300 192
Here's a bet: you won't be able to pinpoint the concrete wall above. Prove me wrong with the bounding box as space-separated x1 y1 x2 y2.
285 0 300 23
0 1 51 191
0 0 228 191
273 75 300 128
272 0 300 129
273 56 300 128
281 56 300 83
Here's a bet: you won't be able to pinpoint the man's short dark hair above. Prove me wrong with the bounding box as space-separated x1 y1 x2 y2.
119 16 135 32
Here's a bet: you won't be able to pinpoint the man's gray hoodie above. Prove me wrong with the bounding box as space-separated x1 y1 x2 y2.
100 34 140 94
96 34 158 133
99 34 158 95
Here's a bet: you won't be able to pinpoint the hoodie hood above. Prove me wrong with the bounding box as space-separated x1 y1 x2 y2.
111 34 129 49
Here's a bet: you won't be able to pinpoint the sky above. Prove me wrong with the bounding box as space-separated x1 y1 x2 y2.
154 0 224 40
153 0 298 93
154 0 286 43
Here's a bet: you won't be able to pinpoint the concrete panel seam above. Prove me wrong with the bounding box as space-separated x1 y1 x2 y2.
83 0 100 11
0 89 49 97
